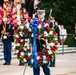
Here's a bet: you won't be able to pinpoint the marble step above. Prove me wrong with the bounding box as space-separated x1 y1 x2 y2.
56 49 76 54
0 55 17 60
57 47 75 50
57 45 68 48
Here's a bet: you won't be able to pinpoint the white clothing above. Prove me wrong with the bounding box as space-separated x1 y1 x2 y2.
60 28 67 40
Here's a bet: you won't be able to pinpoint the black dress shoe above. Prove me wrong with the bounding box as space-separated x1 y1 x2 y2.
3 62 10 65
18 63 24 66
6 63 10 65
49 65 55 67
3 62 7 65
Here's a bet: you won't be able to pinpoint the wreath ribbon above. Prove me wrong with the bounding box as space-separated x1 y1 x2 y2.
30 18 39 68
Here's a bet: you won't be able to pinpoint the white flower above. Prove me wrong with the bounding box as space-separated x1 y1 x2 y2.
31 59 34 64
19 32 23 37
49 31 53 35
19 25 24 29
45 40 48 44
16 50 19 54
43 60 48 64
48 50 52 54
44 23 49 27
27 46 30 49
43 56 46 60
37 56 40 60
17 22 21 25
44 31 48 36
21 52 24 56
24 43 29 47
16 43 20 46
49 42 54 47
37 24 42 29
23 58 27 62
15 34 19 38
26 23 29 28
21 39 23 42
25 39 29 42
28 28 32 32
54 37 58 41
44 31 48 35
23 47 27 51
28 53 31 56
47 45 50 50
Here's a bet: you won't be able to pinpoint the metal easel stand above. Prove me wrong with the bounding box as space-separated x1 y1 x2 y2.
23 64 27 75
62 35 64 54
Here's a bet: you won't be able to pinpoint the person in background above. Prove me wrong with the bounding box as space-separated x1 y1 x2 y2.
73 25 76 49
19 11 31 66
49 18 60 67
49 17 55 28
60 25 67 44
1 15 14 65
32 9 51 75
54 21 60 42
33 0 41 18
0 18 2 38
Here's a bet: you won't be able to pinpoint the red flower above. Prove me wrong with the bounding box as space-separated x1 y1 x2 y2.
28 49 31 52
46 20 50 23
45 51 49 55
38 20 42 24
47 28 50 32
45 26 49 29
38 32 42 35
51 46 56 51
55 41 58 45
46 56 51 61
22 41 25 45
53 31 56 35
18 47 23 51
49 40 52 43
28 17 31 22
42 23 44 26
24 30 29 34
45 48 49 51
24 54 27 57
26 56 31 61
17 53 20 57
16 38 21 42
37 52 44 55
43 36 47 40
14 30 19 34
38 59 42 64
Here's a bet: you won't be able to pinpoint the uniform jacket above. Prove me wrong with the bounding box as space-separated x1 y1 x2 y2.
1 23 14 42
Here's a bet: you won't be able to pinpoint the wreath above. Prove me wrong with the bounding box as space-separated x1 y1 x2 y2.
14 18 58 67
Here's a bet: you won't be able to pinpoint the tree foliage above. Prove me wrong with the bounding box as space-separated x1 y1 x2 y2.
42 0 76 33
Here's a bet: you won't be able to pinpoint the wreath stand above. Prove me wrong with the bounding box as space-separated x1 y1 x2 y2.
23 64 27 75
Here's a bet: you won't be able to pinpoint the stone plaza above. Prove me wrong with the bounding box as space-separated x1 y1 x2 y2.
0 53 76 75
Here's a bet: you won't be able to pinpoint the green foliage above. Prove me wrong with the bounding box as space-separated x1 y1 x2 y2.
42 0 76 33
64 36 74 47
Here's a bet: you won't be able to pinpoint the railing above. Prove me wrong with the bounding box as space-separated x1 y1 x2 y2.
60 34 74 54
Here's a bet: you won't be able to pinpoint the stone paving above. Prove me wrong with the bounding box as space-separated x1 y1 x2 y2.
0 53 76 75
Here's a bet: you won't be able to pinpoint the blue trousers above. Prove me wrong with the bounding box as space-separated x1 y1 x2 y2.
50 56 55 67
33 63 51 75
3 42 12 63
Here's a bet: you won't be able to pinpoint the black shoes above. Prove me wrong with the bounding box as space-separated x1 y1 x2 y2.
18 63 24 66
49 65 55 67
3 62 11 65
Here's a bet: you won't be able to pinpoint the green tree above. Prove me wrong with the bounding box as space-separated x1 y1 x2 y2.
42 0 76 33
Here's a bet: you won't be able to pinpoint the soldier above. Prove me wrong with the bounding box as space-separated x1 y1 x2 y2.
1 15 14 65
32 9 51 75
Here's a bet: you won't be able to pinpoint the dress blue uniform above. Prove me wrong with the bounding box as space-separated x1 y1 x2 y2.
31 18 51 75
1 20 14 65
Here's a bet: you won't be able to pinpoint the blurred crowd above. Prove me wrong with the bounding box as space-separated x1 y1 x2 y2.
0 0 68 65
